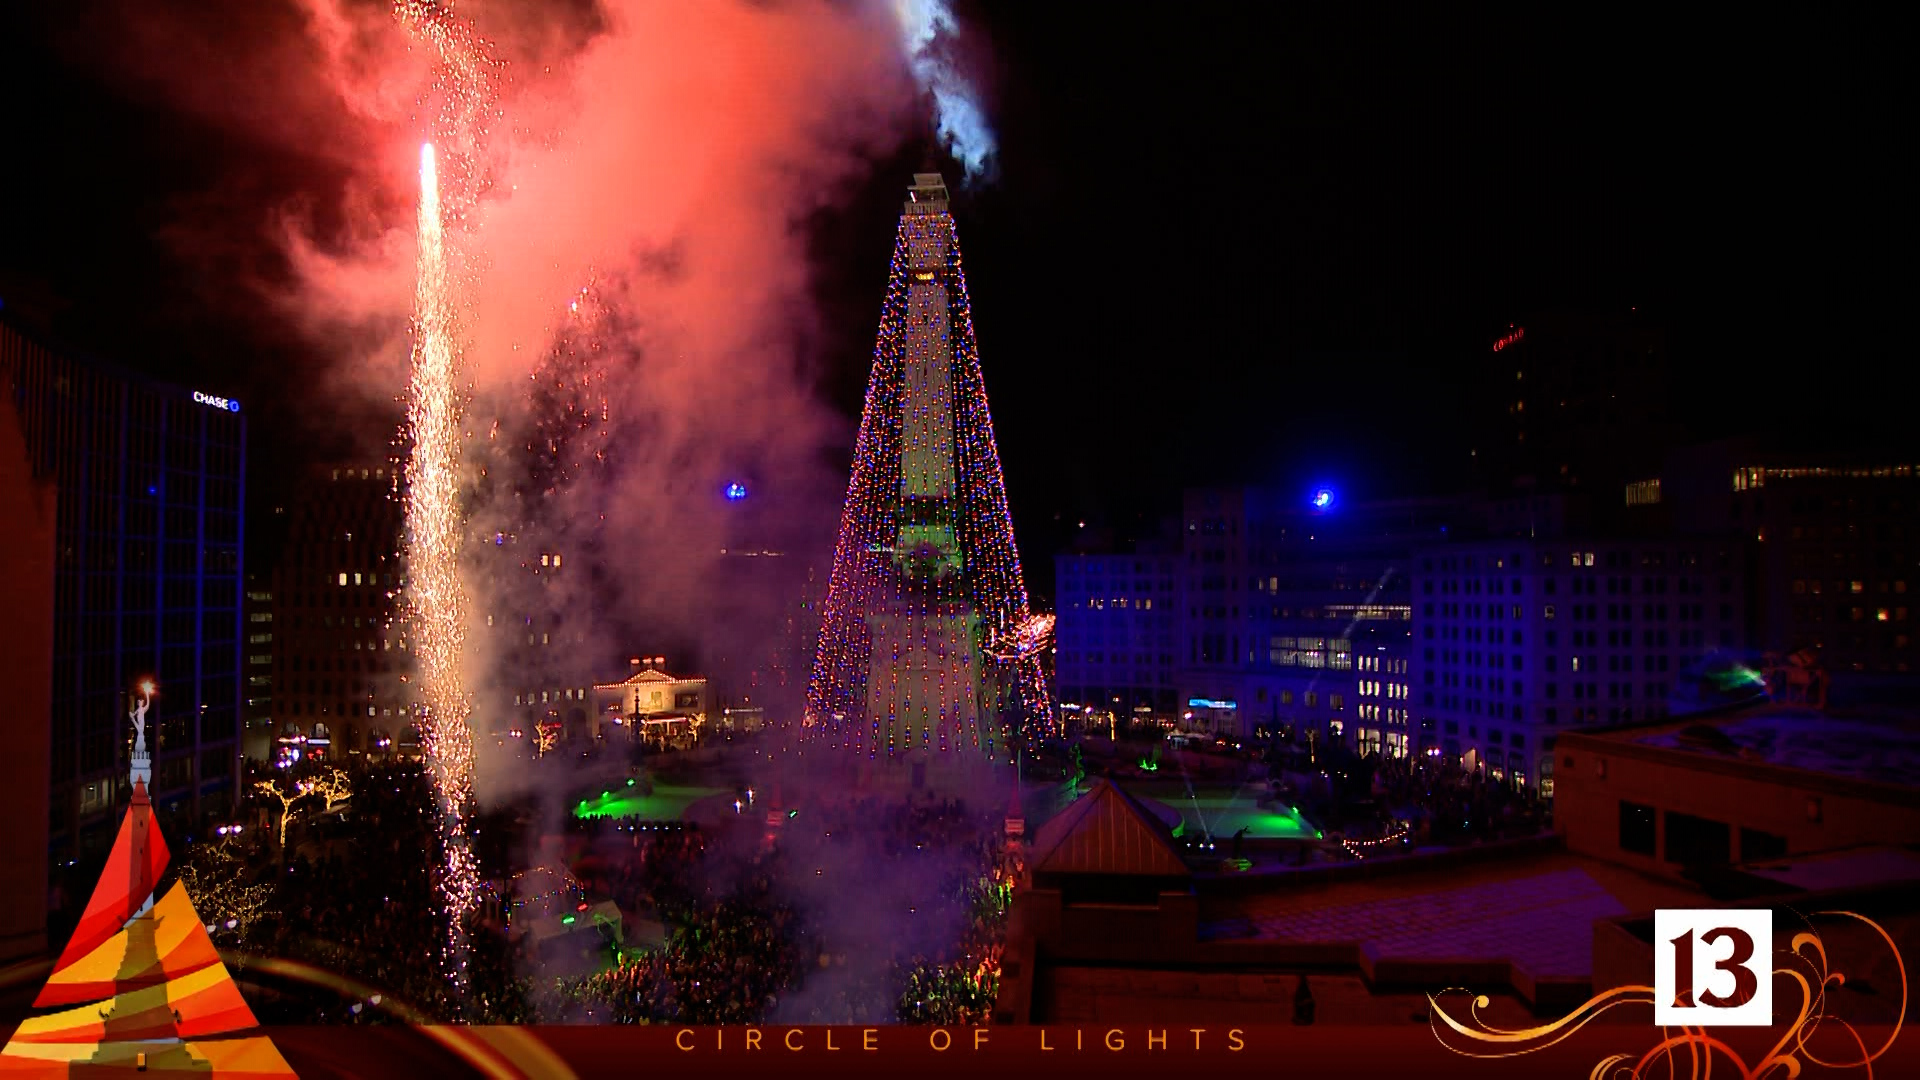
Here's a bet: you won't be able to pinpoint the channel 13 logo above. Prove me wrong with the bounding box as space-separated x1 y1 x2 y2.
1653 909 1773 1026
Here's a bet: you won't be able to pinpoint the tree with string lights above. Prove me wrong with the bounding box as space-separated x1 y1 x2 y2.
806 173 1054 775
254 777 316 847
309 767 354 813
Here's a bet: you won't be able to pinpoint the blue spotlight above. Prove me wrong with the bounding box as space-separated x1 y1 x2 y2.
724 482 749 501
1310 487 1336 511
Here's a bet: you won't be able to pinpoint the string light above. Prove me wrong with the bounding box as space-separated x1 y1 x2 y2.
806 181 1056 764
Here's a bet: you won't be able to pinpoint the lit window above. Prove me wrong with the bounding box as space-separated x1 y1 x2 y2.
1544 605 1556 620
354 572 363 585
541 554 550 567
1877 609 1890 622
1851 581 1865 594
553 554 563 568
338 573 348 586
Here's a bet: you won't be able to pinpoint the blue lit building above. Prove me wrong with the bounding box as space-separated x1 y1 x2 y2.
1 318 246 867
1054 542 1180 724
1177 488 1461 746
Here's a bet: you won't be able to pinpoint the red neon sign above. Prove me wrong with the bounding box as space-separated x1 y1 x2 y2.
1493 326 1526 352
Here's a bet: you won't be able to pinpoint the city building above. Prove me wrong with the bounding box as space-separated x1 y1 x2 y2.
1054 547 1179 723
241 573 274 761
807 173 1051 784
1659 440 1920 681
995 772 1920 1027
1471 308 1680 499
267 463 411 763
477 537 601 750
592 661 710 746
0 385 55 963
1 319 245 864
1411 536 1748 795
1555 704 1920 875
1174 488 1458 746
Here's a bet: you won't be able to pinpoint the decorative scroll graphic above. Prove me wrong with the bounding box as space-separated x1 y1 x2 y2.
1428 911 1907 1079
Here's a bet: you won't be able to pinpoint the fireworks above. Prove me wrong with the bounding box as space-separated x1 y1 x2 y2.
406 138 482 998
987 612 1054 662
394 0 502 1003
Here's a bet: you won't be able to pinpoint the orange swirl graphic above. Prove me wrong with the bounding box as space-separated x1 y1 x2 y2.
1428 911 1906 1079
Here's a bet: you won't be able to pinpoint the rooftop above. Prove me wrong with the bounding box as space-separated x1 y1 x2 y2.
1625 708 1920 790
1198 851 1700 982
1028 779 1191 878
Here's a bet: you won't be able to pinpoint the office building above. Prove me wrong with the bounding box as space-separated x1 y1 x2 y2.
1659 441 1920 680
1174 488 1458 745
1 319 245 862
1054 548 1179 722
1411 536 1747 795
268 463 410 761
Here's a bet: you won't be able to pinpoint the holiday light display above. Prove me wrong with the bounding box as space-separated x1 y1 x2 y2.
253 777 317 848
807 175 1054 768
308 767 354 813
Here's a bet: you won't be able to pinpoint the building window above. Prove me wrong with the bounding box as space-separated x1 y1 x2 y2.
1544 605 1556 619
1619 801 1657 856
1664 812 1731 865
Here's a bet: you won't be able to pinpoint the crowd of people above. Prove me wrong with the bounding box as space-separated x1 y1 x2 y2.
536 793 1024 1025
148 732 1554 1028
168 758 1027 1026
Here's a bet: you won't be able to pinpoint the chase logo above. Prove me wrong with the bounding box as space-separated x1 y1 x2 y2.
192 390 241 412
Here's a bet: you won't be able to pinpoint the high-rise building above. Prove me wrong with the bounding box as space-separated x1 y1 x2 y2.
0 319 245 863
0 384 55 963
1411 537 1747 796
1173 488 1454 745
1054 548 1179 721
268 463 411 761
1658 441 1920 683
241 572 274 761
1474 309 1678 499
808 174 1050 781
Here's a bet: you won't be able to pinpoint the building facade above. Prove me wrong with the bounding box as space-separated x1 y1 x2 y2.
1054 550 1179 721
1 319 245 859
268 463 411 762
591 663 710 746
1663 450 1920 678
1172 489 1453 746
1411 536 1747 795
0 385 55 963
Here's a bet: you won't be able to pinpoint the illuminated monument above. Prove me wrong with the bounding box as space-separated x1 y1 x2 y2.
806 174 1052 785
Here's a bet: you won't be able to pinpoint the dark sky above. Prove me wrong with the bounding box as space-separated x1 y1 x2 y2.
3 3 1914 569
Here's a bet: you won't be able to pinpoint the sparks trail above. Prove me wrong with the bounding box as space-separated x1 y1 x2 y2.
396 0 503 1009
405 141 480 1003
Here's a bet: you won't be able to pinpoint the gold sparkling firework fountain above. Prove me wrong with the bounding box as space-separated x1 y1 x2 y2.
396 0 501 1007
407 142 480 998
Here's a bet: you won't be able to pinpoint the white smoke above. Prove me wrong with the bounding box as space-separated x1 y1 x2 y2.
890 0 995 180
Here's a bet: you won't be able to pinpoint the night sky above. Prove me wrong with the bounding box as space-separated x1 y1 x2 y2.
3 3 1913 572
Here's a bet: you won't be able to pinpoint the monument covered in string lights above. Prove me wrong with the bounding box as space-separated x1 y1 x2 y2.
805 173 1054 786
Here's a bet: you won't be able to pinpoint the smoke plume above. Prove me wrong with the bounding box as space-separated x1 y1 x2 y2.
889 0 997 181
